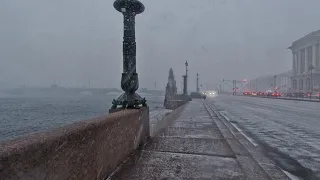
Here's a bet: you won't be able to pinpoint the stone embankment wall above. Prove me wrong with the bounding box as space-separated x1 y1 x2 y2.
151 103 187 137
164 95 191 109
0 107 149 180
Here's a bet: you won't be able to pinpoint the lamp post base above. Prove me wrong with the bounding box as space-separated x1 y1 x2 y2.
111 92 147 109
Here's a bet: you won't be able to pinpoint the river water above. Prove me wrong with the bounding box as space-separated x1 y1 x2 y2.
0 93 165 142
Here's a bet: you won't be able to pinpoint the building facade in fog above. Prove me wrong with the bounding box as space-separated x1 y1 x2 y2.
246 75 272 92
246 70 291 93
289 30 320 93
276 70 292 93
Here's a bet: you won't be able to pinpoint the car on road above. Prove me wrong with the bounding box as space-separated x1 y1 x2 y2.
265 90 272 97
265 90 281 97
190 92 206 99
285 93 295 97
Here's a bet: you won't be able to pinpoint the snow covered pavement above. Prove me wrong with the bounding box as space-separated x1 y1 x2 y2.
207 95 320 179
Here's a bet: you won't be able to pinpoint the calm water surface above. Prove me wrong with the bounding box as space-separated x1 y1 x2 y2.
0 93 164 142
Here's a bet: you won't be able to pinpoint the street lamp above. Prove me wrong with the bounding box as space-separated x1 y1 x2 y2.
289 76 293 98
196 73 199 93
274 75 277 92
185 61 188 77
309 65 315 100
183 61 188 95
256 79 258 92
111 0 147 109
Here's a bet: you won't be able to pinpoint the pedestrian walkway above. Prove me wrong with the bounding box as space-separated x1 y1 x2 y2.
108 99 290 180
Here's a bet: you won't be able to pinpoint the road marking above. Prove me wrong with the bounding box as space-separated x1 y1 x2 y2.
219 111 258 146
231 122 258 147
281 169 302 180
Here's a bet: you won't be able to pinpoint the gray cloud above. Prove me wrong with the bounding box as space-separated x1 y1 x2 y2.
1 0 320 90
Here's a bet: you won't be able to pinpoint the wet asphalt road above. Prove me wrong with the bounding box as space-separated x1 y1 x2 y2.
207 95 320 179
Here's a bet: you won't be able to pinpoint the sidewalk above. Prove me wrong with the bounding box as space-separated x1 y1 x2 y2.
108 99 290 180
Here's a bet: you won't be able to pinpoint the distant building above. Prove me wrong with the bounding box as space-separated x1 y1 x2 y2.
289 29 320 93
246 76 272 92
276 70 292 93
246 70 292 93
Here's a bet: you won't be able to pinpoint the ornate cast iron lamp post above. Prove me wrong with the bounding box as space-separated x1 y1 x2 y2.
183 61 188 95
111 0 147 109
196 73 199 93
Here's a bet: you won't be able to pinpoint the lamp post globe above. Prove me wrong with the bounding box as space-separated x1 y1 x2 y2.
113 0 145 14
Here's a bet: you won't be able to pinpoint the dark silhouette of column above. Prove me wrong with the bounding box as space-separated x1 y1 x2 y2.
183 75 187 95
183 61 188 95
111 0 146 109
196 73 199 92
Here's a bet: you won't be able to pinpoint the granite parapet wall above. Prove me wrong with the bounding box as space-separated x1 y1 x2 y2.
151 103 187 137
164 95 190 109
0 107 149 180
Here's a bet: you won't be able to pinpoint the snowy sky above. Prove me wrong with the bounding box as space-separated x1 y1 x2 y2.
1 0 320 89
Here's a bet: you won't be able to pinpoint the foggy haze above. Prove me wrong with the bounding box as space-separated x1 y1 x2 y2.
1 0 320 90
